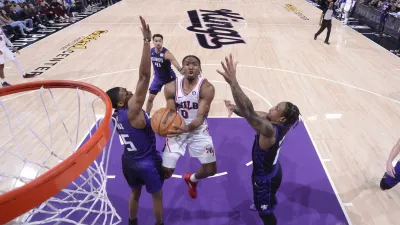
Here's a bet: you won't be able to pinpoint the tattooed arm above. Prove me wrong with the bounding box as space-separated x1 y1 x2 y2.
229 82 275 138
224 100 267 118
217 54 275 138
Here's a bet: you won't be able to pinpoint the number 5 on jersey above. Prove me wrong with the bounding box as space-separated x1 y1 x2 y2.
119 134 137 151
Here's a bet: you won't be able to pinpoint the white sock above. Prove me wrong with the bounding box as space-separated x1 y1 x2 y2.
12 59 25 76
190 174 197 183
1 78 4 83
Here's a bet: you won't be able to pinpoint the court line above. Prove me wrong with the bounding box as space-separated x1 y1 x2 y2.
78 22 317 27
202 64 400 105
302 118 352 224
171 172 228 179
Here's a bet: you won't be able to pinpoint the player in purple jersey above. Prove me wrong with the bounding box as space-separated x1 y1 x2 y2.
145 34 183 116
106 17 164 225
218 54 300 225
380 138 400 191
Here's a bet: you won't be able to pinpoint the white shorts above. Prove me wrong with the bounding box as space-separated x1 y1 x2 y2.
162 124 216 168
0 47 15 64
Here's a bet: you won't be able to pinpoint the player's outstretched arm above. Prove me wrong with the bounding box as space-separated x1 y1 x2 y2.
386 138 400 178
187 81 214 132
229 82 275 138
128 16 152 117
164 81 177 111
165 51 183 74
224 100 267 118
217 54 275 138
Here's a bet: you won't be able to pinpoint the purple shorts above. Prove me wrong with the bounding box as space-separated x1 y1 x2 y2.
149 77 175 95
122 153 164 193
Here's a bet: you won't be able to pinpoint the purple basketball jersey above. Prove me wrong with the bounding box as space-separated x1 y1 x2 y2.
252 124 290 178
112 108 157 160
151 47 176 81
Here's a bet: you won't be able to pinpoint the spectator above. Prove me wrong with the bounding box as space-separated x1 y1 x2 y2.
7 5 34 29
0 9 32 36
23 4 48 28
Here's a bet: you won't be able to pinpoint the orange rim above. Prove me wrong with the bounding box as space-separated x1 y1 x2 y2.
0 80 112 224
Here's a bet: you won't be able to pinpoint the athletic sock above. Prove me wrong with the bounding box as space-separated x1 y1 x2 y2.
190 174 198 182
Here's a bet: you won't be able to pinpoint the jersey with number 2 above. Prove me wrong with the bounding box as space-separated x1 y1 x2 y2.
113 108 157 160
175 76 206 125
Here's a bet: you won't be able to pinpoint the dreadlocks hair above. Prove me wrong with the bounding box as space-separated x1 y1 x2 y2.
106 87 121 109
182 55 202 74
283 102 301 128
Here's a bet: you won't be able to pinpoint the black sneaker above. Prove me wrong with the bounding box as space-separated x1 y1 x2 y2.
2 81 11 87
129 218 137 225
23 73 35 78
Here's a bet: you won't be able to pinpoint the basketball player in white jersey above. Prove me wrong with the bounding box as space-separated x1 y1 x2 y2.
0 29 33 87
162 55 217 199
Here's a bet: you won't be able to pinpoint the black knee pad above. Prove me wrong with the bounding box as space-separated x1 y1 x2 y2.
259 212 277 225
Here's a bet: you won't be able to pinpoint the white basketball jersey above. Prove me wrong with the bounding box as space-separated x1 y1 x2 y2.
175 76 207 126
0 30 9 48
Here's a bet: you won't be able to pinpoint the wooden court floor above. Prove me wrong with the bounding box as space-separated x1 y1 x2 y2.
1 0 400 224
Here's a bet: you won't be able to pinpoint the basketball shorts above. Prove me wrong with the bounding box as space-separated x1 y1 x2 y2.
162 124 216 168
121 153 164 194
0 47 16 64
252 163 282 215
380 161 400 190
149 76 175 95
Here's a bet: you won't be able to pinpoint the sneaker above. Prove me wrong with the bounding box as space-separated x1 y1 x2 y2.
324 41 330 45
128 218 137 225
2 81 11 87
23 73 35 78
184 173 197 199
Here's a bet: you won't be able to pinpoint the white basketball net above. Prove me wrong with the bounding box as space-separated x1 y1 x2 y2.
0 86 121 225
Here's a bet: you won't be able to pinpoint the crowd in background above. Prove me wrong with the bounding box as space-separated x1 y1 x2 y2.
0 0 113 39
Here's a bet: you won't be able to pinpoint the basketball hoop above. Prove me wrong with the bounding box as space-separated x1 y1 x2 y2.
0 80 121 224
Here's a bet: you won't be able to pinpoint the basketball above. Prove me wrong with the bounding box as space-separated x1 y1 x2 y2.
151 107 183 137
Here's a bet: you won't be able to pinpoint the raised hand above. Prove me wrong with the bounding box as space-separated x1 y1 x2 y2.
139 16 151 40
224 100 234 119
387 162 396 178
216 53 239 85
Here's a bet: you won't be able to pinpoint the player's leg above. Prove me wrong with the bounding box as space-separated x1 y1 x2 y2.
380 161 400 190
122 155 145 225
146 93 157 115
146 78 162 115
2 47 30 78
185 129 217 198
129 186 142 225
0 51 9 87
251 164 282 225
162 135 188 179
142 153 165 225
